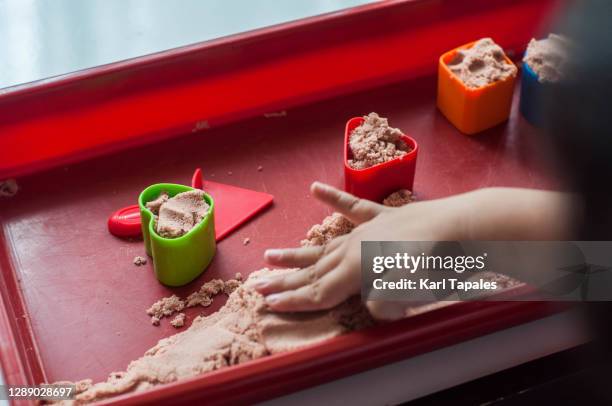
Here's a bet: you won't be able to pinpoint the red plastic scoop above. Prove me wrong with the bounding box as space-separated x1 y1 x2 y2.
108 169 273 241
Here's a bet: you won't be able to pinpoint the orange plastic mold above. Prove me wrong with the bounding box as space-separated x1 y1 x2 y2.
437 40 517 135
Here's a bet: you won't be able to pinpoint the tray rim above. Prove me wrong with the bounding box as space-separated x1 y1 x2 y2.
0 226 48 388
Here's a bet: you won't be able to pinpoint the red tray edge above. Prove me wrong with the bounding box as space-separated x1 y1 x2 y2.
99 301 567 405
0 0 561 179
0 226 47 388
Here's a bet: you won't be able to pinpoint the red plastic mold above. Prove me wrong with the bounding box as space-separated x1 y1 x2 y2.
107 204 142 238
344 117 418 202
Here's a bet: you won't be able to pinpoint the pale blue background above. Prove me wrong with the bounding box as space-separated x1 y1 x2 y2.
0 0 372 90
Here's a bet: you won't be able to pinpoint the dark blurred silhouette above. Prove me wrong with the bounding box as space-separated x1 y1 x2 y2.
545 0 612 403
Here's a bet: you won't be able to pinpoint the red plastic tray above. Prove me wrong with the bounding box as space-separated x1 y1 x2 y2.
0 0 566 405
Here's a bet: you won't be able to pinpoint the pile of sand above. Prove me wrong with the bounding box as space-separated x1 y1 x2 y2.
348 113 411 170
146 190 210 238
57 269 371 404
523 34 570 83
146 295 185 326
447 38 517 88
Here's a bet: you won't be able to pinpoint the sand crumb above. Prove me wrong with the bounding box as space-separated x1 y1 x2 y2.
523 34 570 83
301 213 355 247
186 278 226 306
477 271 520 290
382 189 415 207
257 166 263 172
153 190 210 239
447 38 517 88
148 277 244 327
223 279 242 295
75 379 94 394
170 313 186 328
133 256 147 266
348 113 410 170
145 192 169 214
0 179 18 197
185 279 226 308
243 237 250 246
146 295 185 325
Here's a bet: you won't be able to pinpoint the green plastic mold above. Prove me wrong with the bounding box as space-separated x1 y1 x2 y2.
138 183 216 286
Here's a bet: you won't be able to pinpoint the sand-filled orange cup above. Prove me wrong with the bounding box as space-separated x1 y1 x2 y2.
437 41 517 135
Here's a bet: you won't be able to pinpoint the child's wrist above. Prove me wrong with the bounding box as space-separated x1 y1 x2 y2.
452 188 495 240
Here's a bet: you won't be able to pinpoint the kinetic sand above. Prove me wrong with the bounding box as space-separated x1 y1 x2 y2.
447 38 517 88
348 113 411 170
523 34 570 83
146 190 209 238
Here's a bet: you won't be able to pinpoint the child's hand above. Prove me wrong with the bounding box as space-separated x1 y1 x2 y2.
254 182 464 320
254 182 576 320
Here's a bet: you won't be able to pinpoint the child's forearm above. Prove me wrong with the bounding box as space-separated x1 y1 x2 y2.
389 187 584 293
458 188 581 241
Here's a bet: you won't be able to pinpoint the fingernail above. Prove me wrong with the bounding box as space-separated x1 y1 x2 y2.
265 249 282 261
311 181 326 191
253 279 269 290
266 294 280 305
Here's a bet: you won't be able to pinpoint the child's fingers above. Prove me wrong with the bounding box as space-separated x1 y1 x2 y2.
264 246 325 267
310 182 385 225
365 300 408 321
265 268 352 312
255 251 341 295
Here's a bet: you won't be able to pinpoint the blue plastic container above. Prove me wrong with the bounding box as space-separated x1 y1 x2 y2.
519 62 545 126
